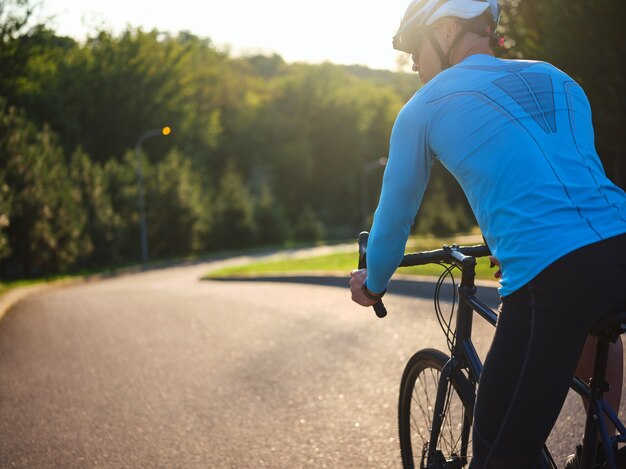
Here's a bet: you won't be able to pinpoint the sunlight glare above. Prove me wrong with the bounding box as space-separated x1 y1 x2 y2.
40 0 415 71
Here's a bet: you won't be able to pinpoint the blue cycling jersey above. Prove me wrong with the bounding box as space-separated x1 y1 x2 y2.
366 54 626 297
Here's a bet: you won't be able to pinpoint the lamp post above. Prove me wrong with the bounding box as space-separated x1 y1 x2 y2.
360 157 387 229
135 126 171 264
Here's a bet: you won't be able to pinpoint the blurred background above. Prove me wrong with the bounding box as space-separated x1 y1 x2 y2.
0 0 624 280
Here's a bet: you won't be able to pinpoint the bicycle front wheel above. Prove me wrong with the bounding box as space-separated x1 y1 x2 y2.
398 348 475 469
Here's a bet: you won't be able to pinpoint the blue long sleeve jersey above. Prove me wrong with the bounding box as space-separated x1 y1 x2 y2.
366 54 626 297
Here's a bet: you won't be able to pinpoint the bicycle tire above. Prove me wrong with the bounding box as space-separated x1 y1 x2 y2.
399 348 475 469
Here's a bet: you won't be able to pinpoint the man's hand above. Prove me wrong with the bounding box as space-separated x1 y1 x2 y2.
349 269 378 307
489 256 502 279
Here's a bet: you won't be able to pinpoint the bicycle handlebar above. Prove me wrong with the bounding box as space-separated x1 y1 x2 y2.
357 231 491 319
400 244 491 267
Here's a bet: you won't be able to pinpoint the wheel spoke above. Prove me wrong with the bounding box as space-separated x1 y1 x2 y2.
411 375 435 443
399 352 473 468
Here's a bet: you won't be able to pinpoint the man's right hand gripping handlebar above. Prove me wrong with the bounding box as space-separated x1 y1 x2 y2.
352 231 388 318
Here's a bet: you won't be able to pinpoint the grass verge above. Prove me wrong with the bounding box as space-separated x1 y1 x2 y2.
205 237 498 282
0 276 75 296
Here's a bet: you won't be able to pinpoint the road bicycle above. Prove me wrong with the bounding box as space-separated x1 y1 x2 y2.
357 231 626 468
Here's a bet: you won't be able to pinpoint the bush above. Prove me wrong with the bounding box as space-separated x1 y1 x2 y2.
293 206 325 243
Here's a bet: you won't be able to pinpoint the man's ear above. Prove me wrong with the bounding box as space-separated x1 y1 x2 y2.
442 18 461 48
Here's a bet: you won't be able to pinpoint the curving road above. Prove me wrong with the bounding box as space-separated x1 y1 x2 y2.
0 257 615 468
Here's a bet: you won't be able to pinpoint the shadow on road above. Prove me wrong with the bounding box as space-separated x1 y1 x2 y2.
206 274 501 310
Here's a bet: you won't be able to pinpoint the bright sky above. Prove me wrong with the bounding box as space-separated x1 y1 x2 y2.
37 0 415 72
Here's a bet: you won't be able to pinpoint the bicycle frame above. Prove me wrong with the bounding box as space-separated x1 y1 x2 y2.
421 247 625 469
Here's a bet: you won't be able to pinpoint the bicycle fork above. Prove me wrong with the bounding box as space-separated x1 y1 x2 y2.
424 358 471 469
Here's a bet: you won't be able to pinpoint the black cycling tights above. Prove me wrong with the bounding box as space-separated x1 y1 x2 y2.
470 233 626 468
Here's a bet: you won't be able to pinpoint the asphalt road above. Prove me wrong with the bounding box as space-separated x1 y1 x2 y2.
0 258 619 468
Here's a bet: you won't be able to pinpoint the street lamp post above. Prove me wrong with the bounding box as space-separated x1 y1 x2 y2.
360 157 388 229
135 126 171 264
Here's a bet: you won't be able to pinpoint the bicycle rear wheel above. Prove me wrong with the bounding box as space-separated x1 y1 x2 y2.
399 348 474 469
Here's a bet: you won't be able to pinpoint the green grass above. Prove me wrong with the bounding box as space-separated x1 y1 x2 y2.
0 280 36 296
0 276 74 296
205 237 499 282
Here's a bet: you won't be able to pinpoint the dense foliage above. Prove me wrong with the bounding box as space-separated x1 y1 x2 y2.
1 0 624 278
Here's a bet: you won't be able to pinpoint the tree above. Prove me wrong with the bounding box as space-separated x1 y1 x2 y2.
0 170 11 260
101 152 141 263
69 148 121 266
51 29 185 163
258 62 404 235
0 0 40 102
293 206 325 243
254 184 290 246
0 101 89 277
211 163 256 250
144 148 204 258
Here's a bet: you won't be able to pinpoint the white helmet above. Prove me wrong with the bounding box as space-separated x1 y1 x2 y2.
393 0 500 53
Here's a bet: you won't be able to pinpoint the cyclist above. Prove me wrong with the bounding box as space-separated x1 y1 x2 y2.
349 0 626 467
